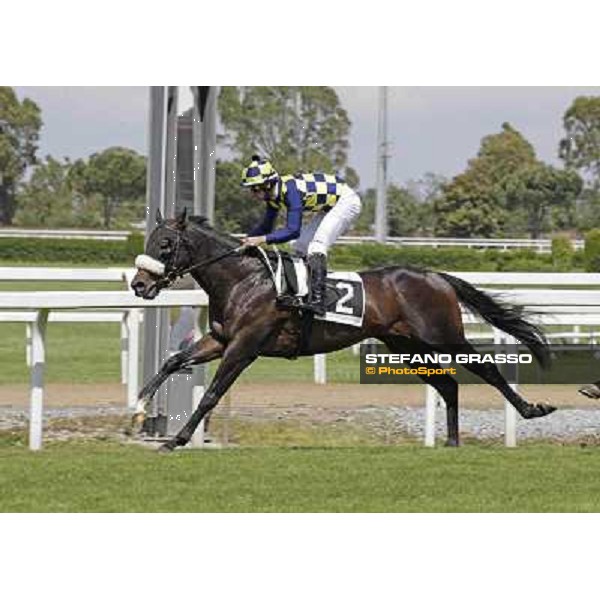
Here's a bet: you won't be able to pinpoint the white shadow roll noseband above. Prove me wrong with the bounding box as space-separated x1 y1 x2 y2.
135 254 166 277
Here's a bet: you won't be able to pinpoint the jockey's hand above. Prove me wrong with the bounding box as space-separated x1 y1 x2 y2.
242 235 267 247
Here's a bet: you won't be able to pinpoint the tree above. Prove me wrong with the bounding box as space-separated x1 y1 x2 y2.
559 96 600 190
219 86 358 186
352 179 440 237
502 164 582 238
70 147 146 228
434 123 538 237
388 185 429 236
473 122 537 184
434 170 507 237
14 156 108 228
14 156 75 227
0 87 42 224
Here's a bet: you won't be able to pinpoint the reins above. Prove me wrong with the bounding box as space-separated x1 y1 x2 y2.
159 244 244 286
138 222 273 290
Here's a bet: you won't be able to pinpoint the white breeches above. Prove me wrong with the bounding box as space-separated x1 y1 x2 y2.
292 186 362 257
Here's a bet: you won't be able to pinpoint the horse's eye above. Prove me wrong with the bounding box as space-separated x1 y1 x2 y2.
160 239 171 249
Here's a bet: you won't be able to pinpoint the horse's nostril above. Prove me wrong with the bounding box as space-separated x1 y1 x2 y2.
131 281 145 294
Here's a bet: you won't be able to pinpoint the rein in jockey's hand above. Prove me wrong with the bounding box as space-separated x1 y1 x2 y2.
241 236 267 247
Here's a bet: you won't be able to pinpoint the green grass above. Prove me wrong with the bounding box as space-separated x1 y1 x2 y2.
0 322 123 384
0 317 361 385
2 439 600 512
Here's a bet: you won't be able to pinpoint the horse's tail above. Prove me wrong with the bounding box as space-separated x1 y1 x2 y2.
437 271 551 368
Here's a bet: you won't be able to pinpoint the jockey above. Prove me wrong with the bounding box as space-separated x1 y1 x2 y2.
241 155 362 316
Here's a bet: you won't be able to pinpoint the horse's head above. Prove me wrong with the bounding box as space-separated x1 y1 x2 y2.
131 209 194 299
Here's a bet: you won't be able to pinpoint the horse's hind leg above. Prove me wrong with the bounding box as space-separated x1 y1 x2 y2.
579 381 600 399
449 341 555 419
381 336 460 446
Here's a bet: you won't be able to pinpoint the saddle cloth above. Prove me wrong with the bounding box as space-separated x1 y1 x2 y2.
273 252 365 327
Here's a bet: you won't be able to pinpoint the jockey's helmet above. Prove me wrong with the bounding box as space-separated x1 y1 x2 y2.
241 155 279 188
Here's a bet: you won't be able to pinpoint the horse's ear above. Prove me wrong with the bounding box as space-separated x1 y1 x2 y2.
176 207 187 228
156 209 164 225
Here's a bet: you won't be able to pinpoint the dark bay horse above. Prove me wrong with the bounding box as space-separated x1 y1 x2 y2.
130 212 556 452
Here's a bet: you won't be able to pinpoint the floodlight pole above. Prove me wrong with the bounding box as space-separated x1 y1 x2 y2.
375 86 389 243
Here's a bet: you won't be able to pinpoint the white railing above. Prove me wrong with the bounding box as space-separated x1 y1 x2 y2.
336 236 585 252
0 228 584 252
0 266 138 388
0 289 209 450
4 269 600 450
0 228 132 241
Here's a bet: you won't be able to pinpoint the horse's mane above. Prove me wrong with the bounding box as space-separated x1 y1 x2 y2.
187 216 241 249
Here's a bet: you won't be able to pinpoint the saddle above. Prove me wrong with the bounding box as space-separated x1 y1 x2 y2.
253 247 365 327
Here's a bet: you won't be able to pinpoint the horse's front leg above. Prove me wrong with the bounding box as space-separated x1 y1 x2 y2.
158 339 258 452
132 333 224 432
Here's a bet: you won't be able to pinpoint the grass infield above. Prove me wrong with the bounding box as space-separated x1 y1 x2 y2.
2 437 600 512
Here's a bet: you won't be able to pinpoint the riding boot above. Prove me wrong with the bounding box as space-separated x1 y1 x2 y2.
306 253 327 316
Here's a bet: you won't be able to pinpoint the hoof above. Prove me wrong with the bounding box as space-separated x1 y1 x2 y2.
522 403 557 419
445 439 460 447
130 412 146 434
579 384 600 399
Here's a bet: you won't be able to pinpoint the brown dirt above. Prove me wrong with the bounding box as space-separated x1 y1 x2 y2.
0 381 596 410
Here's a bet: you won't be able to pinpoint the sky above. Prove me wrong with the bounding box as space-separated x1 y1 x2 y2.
13 86 600 191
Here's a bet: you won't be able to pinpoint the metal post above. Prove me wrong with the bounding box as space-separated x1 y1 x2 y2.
192 86 218 223
375 86 389 243
142 86 178 436
189 87 219 446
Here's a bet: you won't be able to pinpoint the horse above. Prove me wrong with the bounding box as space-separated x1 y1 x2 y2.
130 210 556 452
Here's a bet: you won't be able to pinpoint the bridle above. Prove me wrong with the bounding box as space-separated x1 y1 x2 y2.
136 225 244 290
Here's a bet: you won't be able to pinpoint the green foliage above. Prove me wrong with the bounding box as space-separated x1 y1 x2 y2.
13 156 94 227
328 243 559 272
434 122 539 237
70 147 146 228
502 164 582 238
434 171 507 237
219 86 358 186
125 231 144 257
560 96 600 189
475 122 537 180
0 87 43 224
436 122 581 239
551 234 575 271
584 229 600 272
214 160 266 233
14 156 70 226
0 235 578 272
387 184 430 236
0 237 139 264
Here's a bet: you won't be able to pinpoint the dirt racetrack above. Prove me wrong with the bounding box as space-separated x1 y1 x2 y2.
0 381 597 410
